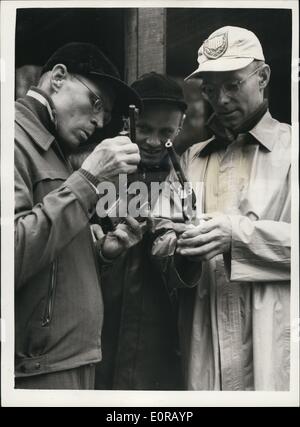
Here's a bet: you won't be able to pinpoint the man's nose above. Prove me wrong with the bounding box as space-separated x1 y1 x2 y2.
215 86 230 105
91 111 105 129
146 135 162 148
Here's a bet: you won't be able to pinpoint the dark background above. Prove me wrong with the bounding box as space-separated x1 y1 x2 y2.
16 7 292 124
167 8 292 124
15 8 125 74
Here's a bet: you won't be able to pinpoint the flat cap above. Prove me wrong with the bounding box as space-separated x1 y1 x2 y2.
42 42 142 114
131 72 187 112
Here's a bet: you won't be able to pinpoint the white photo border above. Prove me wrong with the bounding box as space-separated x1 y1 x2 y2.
1 0 299 407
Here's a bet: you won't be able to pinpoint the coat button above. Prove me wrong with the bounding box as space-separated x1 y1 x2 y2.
35 362 41 370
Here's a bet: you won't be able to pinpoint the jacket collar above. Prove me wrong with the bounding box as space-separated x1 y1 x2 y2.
15 88 56 152
27 88 56 123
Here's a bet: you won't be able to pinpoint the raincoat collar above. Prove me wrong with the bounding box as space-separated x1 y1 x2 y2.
198 100 275 157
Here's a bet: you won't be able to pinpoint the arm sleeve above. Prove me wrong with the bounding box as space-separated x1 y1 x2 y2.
15 156 99 289
224 215 290 282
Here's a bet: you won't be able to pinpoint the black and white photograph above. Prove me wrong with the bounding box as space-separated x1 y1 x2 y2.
0 0 299 407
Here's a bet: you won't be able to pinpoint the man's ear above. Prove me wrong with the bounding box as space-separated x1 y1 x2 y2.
50 64 68 92
258 64 271 91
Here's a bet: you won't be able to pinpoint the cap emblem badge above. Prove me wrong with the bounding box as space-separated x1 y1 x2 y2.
203 32 228 59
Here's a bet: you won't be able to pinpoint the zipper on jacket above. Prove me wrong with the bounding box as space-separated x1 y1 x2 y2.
42 260 58 327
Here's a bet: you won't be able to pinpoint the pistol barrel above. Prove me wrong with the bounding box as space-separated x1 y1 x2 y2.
129 105 138 143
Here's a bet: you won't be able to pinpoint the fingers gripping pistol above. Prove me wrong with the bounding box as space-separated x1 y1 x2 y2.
102 105 141 231
120 105 149 221
120 104 139 142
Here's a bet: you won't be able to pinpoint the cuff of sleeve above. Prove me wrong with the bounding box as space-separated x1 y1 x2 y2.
64 171 99 219
98 248 116 265
94 240 117 265
227 214 253 281
78 168 100 194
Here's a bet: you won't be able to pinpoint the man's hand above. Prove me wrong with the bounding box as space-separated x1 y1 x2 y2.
176 213 232 261
172 222 195 235
81 136 140 181
96 217 146 260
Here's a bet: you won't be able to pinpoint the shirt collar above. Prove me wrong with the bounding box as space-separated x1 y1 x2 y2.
248 110 278 151
197 104 277 157
27 88 56 123
15 88 56 151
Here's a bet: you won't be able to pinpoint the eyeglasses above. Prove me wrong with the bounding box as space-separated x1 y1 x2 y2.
200 66 263 101
73 75 104 114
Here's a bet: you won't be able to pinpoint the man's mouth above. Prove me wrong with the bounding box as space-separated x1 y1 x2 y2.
79 130 91 141
140 148 162 155
218 110 237 118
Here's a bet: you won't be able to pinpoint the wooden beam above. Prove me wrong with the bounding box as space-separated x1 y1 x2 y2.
137 8 166 77
124 9 138 85
124 8 166 84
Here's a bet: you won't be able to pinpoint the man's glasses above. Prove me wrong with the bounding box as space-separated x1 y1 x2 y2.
73 75 104 114
200 66 263 101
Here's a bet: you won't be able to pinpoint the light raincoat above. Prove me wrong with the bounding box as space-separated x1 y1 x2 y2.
153 111 291 390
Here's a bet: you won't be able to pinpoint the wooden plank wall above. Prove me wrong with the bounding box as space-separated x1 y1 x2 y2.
124 8 166 84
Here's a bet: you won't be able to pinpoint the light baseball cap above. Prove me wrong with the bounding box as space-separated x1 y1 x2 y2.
185 26 265 79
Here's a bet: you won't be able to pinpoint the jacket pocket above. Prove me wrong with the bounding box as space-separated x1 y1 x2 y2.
42 260 58 327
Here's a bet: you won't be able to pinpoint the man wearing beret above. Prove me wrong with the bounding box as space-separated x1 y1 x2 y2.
93 72 199 390
159 26 291 390
14 42 144 389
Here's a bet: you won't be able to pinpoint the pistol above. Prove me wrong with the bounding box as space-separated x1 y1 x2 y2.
120 104 139 143
165 139 197 223
102 105 144 230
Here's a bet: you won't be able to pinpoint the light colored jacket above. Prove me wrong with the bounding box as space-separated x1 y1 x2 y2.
155 111 291 390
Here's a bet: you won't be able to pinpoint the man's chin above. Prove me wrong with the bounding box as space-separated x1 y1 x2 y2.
141 157 161 168
60 138 82 154
219 117 242 131
218 112 243 130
